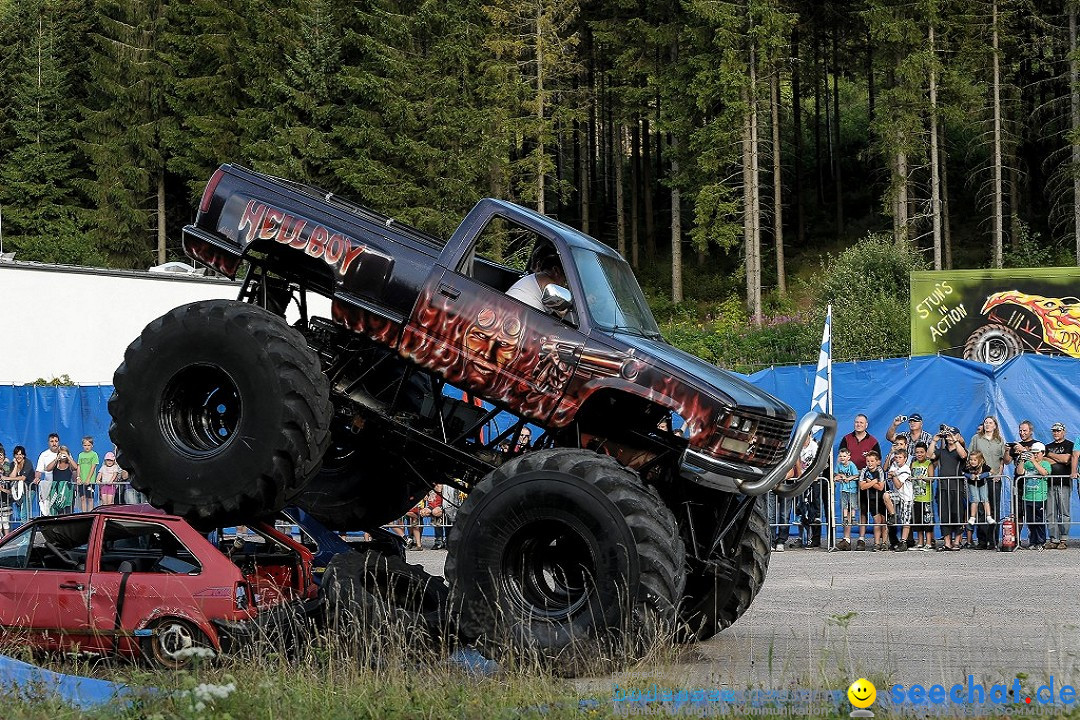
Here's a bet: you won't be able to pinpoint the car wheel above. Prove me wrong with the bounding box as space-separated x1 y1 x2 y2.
678 495 770 642
445 448 685 675
963 323 1023 365
144 618 214 670
108 299 332 527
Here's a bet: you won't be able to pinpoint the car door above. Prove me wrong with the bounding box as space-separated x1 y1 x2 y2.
87 518 208 654
399 217 586 423
0 517 94 650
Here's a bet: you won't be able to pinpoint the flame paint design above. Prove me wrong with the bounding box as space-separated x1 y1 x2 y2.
982 290 1080 357
332 302 402 348
398 291 788 467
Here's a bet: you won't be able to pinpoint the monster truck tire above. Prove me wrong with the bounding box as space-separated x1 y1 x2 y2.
295 422 424 530
322 548 449 645
963 323 1023 365
445 448 685 673
108 300 332 526
678 496 770 642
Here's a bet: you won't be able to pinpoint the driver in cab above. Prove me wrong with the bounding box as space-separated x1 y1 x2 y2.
506 243 568 314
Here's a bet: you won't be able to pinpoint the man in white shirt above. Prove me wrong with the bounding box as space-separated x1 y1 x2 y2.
35 432 60 516
506 243 568 312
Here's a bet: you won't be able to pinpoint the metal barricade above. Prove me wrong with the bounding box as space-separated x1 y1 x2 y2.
818 471 1073 551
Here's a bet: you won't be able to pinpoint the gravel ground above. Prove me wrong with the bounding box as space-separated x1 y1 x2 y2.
409 543 1080 690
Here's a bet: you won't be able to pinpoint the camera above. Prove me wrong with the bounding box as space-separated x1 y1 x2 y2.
1021 451 1033 462
896 415 908 424
938 424 960 436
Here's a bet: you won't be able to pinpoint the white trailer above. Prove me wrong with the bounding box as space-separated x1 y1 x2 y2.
0 261 242 384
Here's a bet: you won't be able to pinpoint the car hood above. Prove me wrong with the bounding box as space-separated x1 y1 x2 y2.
613 332 794 419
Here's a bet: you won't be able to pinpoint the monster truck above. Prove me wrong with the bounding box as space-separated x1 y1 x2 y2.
108 164 835 667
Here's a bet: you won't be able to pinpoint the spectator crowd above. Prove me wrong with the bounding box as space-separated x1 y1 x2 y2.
8 417 1075 553
771 413 1080 552
0 432 143 533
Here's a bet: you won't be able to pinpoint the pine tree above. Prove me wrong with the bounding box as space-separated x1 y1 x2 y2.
0 0 96 264
82 0 175 267
484 0 583 213
241 0 347 189
159 0 249 201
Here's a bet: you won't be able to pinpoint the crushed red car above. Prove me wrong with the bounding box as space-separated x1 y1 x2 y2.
0 505 318 668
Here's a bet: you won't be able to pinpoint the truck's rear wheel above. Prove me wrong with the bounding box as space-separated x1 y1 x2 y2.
109 300 332 526
295 420 425 530
445 448 685 674
679 495 770 642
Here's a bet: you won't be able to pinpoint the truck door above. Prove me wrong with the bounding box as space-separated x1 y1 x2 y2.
400 217 585 423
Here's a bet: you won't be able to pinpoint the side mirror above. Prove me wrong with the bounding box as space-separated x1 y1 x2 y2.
542 284 573 314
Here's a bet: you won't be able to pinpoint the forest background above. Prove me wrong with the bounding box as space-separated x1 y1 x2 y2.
2 0 1080 372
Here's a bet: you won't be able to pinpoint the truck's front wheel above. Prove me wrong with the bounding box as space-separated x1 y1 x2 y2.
679 495 770 642
109 300 332 526
445 448 685 674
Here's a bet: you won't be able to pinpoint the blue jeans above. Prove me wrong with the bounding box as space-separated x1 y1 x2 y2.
768 493 793 544
1046 483 1071 540
1023 500 1047 546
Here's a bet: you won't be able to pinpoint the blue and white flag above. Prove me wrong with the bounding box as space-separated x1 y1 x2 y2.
810 305 832 418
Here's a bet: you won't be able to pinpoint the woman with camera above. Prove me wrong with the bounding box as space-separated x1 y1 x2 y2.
935 427 967 550
48 446 77 515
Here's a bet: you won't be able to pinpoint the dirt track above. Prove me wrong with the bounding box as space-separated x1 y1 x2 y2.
416 544 1080 691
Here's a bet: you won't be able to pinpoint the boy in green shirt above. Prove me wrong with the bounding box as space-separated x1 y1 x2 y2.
77 436 100 513
1017 442 1050 549
910 442 935 551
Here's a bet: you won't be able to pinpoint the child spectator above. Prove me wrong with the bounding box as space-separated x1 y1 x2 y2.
405 499 424 550
1017 442 1050 549
910 442 935 551
964 450 994 538
77 436 99 512
882 448 913 552
97 452 121 505
859 450 888 551
883 437 909 548
421 485 446 550
834 447 859 550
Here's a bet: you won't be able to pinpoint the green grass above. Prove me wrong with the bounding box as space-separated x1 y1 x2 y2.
8 647 1080 719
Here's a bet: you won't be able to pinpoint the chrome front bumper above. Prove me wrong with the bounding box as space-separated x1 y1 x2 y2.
681 411 837 498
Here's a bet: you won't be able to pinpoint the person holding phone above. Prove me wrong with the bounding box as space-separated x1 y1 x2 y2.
49 445 77 515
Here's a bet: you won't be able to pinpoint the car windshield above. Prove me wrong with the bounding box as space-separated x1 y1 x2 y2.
571 247 661 338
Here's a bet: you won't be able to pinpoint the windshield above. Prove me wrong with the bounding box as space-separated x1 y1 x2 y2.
571 247 661 338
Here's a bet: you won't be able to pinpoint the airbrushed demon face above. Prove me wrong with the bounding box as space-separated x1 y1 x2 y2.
463 307 524 388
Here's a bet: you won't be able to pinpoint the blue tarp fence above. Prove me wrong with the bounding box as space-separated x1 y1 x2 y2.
1 354 1077 534
747 353 1080 453
748 353 1080 538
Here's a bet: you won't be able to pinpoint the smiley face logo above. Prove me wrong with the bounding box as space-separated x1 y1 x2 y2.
847 678 876 709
